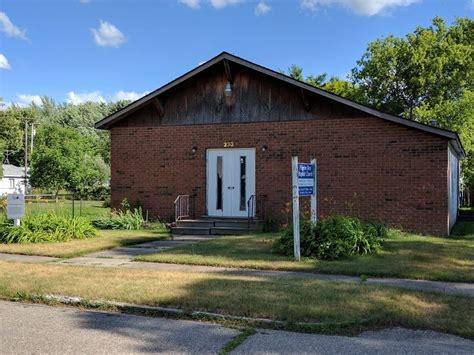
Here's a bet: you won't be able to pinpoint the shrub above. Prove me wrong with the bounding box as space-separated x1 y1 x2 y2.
273 215 386 260
0 197 6 211
92 207 145 230
102 197 111 208
0 213 97 244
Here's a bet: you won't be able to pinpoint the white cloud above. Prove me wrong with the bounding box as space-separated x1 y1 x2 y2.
210 0 242 9
300 0 419 16
469 0 474 10
179 0 201 9
0 54 10 70
17 94 42 106
91 21 126 48
66 91 105 104
0 12 28 41
112 90 149 102
255 1 271 15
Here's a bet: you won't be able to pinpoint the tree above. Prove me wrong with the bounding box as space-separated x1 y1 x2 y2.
71 153 109 196
30 125 108 195
321 77 365 103
351 17 474 119
35 98 129 165
281 65 365 103
416 90 474 190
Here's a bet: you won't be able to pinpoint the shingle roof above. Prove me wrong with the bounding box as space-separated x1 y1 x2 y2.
95 51 465 157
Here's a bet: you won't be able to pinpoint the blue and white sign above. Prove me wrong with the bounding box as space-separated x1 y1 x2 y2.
297 163 315 196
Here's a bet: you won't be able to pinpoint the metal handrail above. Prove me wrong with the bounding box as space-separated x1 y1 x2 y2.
174 195 190 222
247 194 256 231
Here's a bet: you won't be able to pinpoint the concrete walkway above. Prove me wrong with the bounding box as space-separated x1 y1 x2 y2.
1 235 473 297
1 300 473 354
0 253 59 263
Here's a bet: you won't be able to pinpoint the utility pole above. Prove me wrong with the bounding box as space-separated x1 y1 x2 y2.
30 123 35 156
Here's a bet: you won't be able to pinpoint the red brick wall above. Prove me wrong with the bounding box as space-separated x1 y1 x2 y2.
111 117 449 235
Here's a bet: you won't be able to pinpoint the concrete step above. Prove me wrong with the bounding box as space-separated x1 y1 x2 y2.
214 220 260 229
176 220 215 228
459 211 474 221
209 227 250 235
171 227 210 235
200 216 249 221
171 217 262 236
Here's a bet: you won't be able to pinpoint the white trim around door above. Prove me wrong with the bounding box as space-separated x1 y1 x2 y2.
206 148 256 217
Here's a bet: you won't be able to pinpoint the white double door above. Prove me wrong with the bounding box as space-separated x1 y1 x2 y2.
207 148 255 217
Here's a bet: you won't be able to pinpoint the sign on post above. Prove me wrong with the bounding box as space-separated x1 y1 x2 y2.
298 163 314 197
292 157 317 261
7 193 25 226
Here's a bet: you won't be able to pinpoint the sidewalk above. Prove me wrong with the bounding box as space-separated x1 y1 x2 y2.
2 300 473 354
1 235 473 297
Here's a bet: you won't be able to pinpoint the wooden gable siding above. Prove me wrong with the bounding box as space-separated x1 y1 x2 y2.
116 63 369 127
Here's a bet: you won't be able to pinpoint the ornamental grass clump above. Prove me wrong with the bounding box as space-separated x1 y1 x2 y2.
273 215 387 260
92 207 145 230
0 213 97 244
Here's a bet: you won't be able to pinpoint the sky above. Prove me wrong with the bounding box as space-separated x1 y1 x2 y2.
0 0 473 107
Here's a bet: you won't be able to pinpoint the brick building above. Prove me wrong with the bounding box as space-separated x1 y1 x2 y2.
95 52 464 235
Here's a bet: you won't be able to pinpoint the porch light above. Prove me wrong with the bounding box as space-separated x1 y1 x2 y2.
262 145 267 152
191 146 197 154
224 81 233 97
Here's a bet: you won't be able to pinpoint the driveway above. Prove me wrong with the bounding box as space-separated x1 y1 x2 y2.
1 301 473 354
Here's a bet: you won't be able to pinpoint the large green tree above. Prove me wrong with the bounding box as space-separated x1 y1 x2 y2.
30 125 108 195
0 105 37 167
351 16 473 119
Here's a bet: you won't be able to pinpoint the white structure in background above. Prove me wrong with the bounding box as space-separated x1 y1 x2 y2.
0 164 28 195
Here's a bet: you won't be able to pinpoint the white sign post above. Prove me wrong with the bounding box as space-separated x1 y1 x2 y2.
291 156 301 261
292 157 317 261
7 193 25 226
310 158 317 223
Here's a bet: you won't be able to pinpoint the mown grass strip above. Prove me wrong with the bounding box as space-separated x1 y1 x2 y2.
0 229 169 258
0 261 472 338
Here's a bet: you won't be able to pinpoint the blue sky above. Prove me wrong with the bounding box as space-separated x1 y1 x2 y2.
1 0 473 106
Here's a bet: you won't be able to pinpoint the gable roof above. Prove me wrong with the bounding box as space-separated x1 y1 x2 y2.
95 51 464 157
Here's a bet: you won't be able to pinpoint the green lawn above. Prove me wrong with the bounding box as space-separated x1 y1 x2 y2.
0 229 169 258
25 200 110 221
0 261 472 338
136 226 474 283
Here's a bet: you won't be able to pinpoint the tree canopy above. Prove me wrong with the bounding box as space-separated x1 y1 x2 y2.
282 16 473 192
1 98 129 194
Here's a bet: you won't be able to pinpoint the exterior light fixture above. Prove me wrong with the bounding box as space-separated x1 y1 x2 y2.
262 145 267 152
224 81 233 97
191 146 197 154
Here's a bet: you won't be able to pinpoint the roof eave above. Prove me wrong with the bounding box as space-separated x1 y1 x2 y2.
94 52 466 158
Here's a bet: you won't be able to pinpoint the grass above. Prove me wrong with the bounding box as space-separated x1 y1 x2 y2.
219 328 256 355
136 227 474 283
0 229 169 258
0 261 472 338
25 200 110 221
